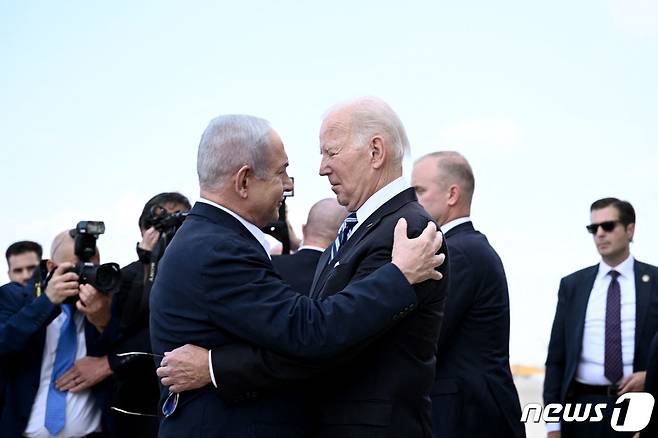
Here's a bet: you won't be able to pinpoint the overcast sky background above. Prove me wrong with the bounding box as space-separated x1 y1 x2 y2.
2 0 657 366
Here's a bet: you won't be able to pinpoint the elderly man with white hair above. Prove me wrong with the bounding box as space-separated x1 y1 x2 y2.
150 110 446 438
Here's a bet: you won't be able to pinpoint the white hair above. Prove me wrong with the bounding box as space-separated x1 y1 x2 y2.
325 97 410 165
197 114 273 191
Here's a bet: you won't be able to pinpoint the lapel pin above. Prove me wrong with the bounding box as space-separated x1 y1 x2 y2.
642 274 650 283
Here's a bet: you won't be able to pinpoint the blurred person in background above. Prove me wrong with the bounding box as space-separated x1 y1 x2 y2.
271 197 347 294
5 240 42 287
108 192 190 437
0 230 116 438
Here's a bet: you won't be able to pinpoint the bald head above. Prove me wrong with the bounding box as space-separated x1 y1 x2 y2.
48 230 100 268
411 151 475 225
302 198 348 249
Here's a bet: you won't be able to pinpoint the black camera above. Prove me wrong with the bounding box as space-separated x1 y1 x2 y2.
68 221 121 293
144 206 189 244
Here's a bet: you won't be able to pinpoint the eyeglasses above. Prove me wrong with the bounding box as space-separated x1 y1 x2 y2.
109 352 179 418
586 220 621 234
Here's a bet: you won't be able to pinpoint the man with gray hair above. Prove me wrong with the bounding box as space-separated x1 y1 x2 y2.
149 112 446 437
272 198 347 294
157 98 450 437
412 151 525 438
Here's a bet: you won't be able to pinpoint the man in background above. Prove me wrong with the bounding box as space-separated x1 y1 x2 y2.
271 198 347 294
544 198 658 437
411 151 525 438
5 240 42 287
109 192 190 437
0 230 116 437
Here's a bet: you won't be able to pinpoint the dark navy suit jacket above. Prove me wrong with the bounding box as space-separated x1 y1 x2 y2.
544 260 658 407
148 201 418 438
271 248 323 295
0 281 117 438
207 188 449 438
431 221 525 438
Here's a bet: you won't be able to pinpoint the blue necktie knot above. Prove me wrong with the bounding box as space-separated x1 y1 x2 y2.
329 213 358 263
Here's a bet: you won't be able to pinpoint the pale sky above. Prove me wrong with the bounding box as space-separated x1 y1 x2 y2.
2 0 657 366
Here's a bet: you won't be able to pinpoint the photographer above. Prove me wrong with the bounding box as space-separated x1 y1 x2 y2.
0 229 118 438
108 192 190 438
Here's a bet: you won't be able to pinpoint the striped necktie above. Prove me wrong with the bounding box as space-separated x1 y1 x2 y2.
329 212 358 263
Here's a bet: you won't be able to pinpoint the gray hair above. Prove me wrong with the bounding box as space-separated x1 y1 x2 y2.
197 114 273 191
325 97 410 165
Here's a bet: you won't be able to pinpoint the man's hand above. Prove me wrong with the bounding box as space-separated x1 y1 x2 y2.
547 432 561 438
391 219 445 284
138 227 161 252
76 284 112 333
56 355 113 393
44 263 80 305
618 371 646 394
157 344 211 393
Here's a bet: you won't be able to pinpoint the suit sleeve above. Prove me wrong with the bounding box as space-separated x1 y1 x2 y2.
207 224 448 402
0 288 59 356
543 277 568 406
201 237 418 360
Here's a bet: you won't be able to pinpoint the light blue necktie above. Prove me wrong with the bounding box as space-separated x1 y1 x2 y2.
329 212 358 263
45 304 77 435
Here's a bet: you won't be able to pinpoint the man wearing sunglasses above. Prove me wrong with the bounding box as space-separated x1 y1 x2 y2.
544 198 658 438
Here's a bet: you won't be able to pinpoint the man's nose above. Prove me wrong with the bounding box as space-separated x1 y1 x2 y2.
283 175 294 191
319 156 330 176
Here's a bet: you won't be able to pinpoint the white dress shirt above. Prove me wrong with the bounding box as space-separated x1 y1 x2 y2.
576 255 636 385
24 310 102 438
349 177 409 238
547 254 637 433
440 216 471 235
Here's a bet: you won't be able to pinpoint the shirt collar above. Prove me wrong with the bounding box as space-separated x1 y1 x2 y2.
597 254 635 280
197 198 271 258
440 216 471 234
297 245 325 253
353 177 409 232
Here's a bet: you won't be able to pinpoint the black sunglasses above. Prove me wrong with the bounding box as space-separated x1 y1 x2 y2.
586 220 622 234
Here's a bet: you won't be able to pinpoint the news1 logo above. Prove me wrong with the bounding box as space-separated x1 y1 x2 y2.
521 393 655 432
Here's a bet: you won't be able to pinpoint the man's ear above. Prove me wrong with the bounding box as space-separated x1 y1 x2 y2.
446 184 461 207
626 222 635 243
369 136 386 169
46 259 56 273
234 165 251 199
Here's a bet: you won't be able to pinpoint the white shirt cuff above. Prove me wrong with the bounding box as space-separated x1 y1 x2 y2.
208 349 217 388
546 421 561 432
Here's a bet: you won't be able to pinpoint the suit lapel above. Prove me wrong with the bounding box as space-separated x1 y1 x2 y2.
573 266 598 358
310 249 332 298
309 188 417 299
634 260 652 359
